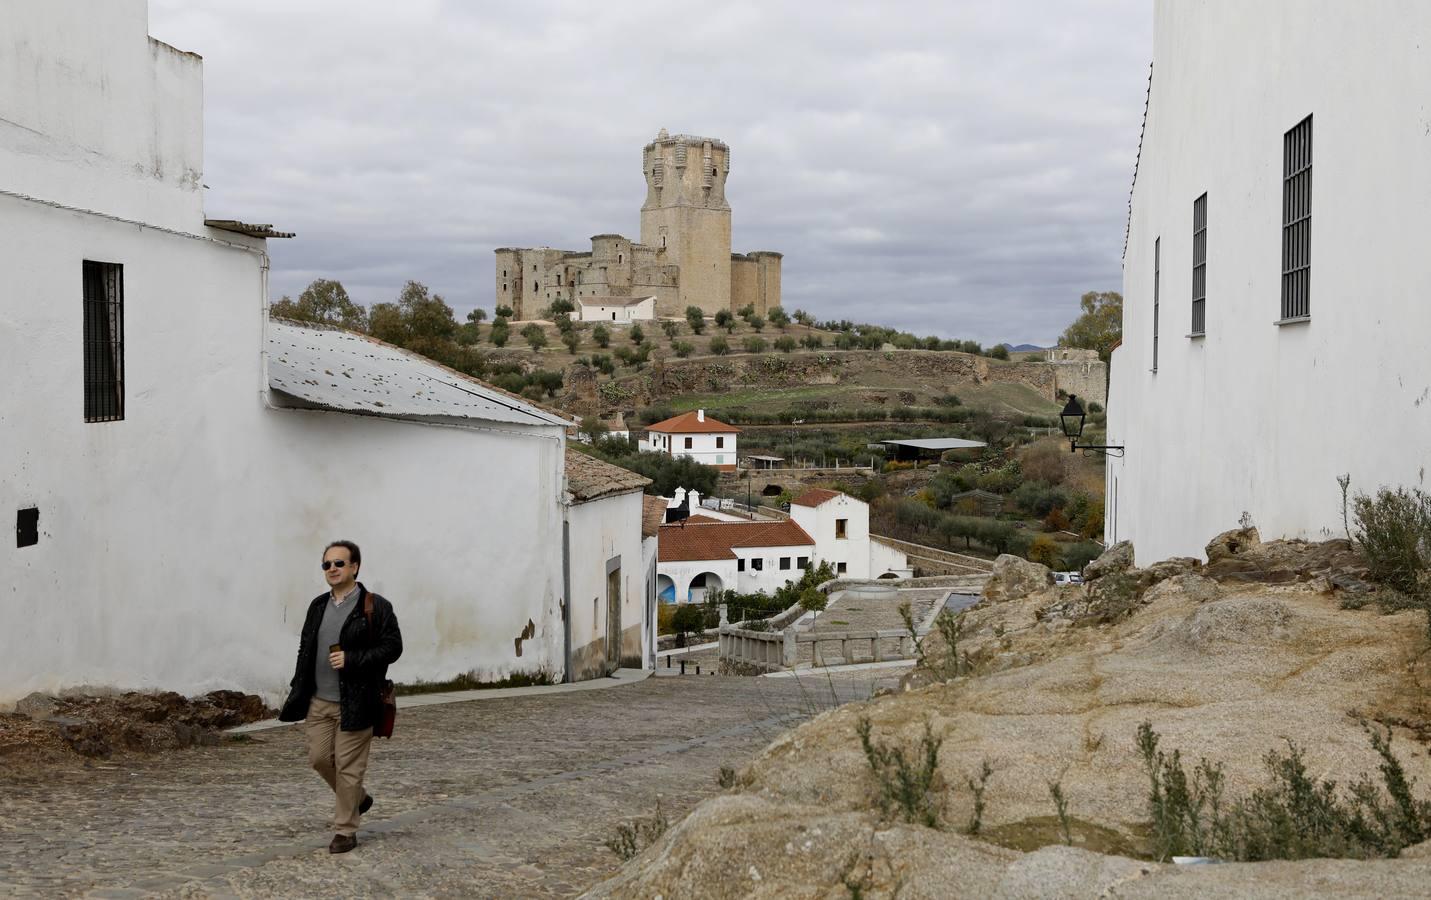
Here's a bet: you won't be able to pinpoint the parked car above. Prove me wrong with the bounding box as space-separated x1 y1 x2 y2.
1053 571 1084 585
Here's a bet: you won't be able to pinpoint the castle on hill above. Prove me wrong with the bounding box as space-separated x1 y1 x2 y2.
495 129 782 320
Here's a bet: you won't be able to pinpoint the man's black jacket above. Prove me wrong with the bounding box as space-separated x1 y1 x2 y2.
279 584 402 731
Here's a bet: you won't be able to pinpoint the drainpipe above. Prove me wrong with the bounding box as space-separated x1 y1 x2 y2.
562 511 573 684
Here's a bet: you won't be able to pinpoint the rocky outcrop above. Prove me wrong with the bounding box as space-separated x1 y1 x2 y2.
1205 525 1261 561
1084 541 1135 581
587 536 1431 898
982 554 1055 604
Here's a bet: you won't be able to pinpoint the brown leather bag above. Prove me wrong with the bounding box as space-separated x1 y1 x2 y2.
363 591 397 739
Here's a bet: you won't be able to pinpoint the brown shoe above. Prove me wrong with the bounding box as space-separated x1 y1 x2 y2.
328 834 357 854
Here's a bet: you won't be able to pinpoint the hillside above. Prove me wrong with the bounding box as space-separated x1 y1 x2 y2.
585 535 1431 897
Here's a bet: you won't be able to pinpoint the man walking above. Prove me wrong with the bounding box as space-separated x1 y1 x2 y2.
279 540 403 853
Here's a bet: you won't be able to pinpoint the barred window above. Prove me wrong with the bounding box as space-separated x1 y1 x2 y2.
1152 238 1160 372
83 261 125 422
1282 115 1312 320
1191 194 1207 335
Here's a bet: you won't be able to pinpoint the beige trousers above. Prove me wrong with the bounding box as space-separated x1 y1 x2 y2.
305 697 373 836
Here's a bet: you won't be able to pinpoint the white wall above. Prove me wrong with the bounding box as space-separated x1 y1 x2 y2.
790 494 871 577
870 538 914 579
0 6 571 704
577 298 655 323
640 431 738 468
732 544 815 594
2 0 204 233
565 490 647 678
1108 0 1431 562
657 558 738 603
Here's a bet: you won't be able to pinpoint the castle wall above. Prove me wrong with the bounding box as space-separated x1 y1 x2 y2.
730 254 757 314
752 251 782 315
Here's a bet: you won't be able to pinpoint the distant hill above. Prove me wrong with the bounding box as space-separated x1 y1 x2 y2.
1001 343 1046 353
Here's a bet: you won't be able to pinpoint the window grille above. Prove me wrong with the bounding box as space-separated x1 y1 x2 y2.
1191 194 1207 335
83 261 124 422
1152 238 1160 372
1282 115 1312 319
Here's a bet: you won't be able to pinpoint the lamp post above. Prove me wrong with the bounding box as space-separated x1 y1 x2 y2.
1059 395 1124 457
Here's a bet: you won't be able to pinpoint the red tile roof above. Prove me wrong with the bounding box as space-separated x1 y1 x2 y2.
790 488 844 507
645 410 742 434
657 519 814 562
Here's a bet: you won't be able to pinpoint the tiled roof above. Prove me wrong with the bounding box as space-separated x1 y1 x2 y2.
790 488 843 508
682 514 724 524
565 449 651 503
645 410 742 434
657 519 814 562
642 495 668 538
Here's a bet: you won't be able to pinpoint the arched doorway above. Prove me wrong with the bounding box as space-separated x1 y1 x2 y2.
687 572 724 603
877 571 901 580
657 574 676 604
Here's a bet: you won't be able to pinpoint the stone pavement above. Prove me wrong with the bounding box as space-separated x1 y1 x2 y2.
0 671 904 898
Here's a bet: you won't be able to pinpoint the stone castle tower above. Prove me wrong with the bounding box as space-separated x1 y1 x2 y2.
640 131 731 315
494 130 781 319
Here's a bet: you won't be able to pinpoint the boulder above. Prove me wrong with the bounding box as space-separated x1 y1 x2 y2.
14 692 57 721
1205 526 1261 562
1085 541 1135 581
983 554 1054 603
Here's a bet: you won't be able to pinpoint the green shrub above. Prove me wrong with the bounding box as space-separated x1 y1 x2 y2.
685 306 707 334
672 340 694 358
774 336 797 353
747 315 765 333
488 322 509 347
742 336 767 354
708 335 730 355
768 306 790 329
856 717 945 828
629 324 645 344
800 333 824 349
714 309 735 332
560 330 580 353
520 323 547 350
660 319 681 339
592 324 610 347
1137 720 1431 862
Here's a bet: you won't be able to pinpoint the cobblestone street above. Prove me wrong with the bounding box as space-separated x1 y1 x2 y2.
0 671 905 898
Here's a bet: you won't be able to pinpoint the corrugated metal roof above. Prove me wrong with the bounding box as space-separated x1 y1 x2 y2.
205 219 295 239
267 321 570 428
880 438 987 451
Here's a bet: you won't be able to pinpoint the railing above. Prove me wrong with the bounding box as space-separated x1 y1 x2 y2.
719 625 918 670
718 627 795 671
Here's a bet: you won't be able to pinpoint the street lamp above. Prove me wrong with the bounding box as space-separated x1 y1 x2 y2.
1059 395 1124 457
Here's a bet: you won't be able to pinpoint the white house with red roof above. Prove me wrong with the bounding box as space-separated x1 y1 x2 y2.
639 409 740 472
789 489 911 580
656 518 816 603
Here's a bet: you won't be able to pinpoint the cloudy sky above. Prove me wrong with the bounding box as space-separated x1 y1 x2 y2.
147 0 1151 346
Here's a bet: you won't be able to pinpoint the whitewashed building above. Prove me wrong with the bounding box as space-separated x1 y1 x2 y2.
788 489 910 580
655 489 909 602
562 449 652 680
639 409 740 472
656 518 816 603
0 0 644 704
1105 0 1431 562
576 295 656 324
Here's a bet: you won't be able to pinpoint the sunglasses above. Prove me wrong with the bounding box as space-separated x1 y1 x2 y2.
321 560 350 571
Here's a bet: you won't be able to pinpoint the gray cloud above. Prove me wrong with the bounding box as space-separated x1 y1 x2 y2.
149 0 1150 346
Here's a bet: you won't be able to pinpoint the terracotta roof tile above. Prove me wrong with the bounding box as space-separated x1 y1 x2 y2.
644 410 741 434
790 488 843 507
642 495 668 538
657 519 814 562
565 448 651 503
